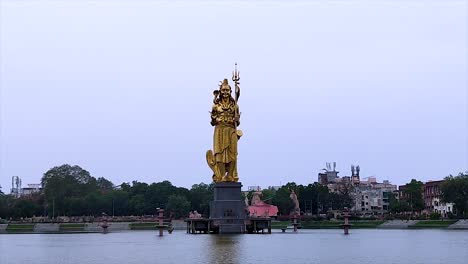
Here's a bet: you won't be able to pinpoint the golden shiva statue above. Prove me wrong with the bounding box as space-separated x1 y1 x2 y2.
206 64 242 182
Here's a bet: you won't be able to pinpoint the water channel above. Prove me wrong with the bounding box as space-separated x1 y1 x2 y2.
1 229 467 264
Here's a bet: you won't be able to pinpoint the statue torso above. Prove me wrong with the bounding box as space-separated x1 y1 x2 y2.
211 99 239 127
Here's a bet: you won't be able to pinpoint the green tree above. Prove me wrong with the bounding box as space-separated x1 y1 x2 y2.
83 192 111 216
441 173 468 218
10 199 41 218
334 183 354 210
271 183 296 215
261 188 276 203
41 164 98 216
97 177 114 191
402 179 424 214
388 191 401 213
120 182 132 193
166 194 190 219
108 189 129 216
297 183 330 214
128 194 146 215
129 181 149 196
189 183 213 216
144 181 189 214
0 194 9 219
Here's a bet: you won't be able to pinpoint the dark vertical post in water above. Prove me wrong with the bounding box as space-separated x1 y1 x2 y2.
101 213 109 233
341 207 351 235
157 208 164 237
291 215 299 232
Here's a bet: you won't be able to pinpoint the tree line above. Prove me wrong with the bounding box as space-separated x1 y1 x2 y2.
0 164 353 219
1 164 213 219
256 182 353 216
1 165 467 219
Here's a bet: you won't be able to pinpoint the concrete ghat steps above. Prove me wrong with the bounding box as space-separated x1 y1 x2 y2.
84 223 101 232
171 220 186 230
448 219 468 229
378 220 419 229
84 222 131 232
34 223 59 232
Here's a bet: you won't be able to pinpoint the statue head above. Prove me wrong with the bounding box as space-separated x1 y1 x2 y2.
220 79 232 99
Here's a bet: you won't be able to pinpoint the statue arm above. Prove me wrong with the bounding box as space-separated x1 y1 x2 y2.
235 83 240 102
234 104 240 126
210 105 218 126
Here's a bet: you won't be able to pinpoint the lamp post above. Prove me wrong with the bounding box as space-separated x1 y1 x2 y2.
317 193 320 216
52 198 55 221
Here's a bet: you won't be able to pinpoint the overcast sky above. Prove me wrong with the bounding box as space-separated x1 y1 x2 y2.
1 0 467 192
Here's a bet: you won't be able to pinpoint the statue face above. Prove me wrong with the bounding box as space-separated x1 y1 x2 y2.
221 85 231 98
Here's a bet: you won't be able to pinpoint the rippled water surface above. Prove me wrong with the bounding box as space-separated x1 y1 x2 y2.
1 229 467 264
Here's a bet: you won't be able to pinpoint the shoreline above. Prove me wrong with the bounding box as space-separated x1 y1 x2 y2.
1 220 467 234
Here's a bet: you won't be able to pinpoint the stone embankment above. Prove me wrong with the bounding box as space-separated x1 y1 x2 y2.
34 223 59 232
448 219 468 229
0 220 187 234
378 220 419 229
171 220 186 230
2 220 467 233
84 222 131 232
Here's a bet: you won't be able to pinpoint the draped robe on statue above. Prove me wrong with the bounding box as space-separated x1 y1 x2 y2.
210 100 240 182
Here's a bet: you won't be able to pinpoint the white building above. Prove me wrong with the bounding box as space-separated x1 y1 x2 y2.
20 184 42 196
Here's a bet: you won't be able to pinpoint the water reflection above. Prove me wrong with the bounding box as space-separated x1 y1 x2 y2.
208 235 243 264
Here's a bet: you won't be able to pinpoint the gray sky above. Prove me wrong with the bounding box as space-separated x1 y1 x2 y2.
1 0 467 191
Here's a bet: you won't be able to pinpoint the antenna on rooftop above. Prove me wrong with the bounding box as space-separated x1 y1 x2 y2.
11 176 22 198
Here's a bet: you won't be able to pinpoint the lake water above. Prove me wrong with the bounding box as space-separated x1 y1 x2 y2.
1 229 467 264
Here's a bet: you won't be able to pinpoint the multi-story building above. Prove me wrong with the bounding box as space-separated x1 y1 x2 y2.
318 163 397 215
352 180 397 214
423 180 454 217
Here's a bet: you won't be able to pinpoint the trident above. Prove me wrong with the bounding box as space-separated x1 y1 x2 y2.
232 63 240 102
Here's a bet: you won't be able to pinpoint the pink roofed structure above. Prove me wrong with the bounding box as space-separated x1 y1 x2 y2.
248 192 278 217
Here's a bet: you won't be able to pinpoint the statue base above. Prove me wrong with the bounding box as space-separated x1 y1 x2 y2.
210 182 246 234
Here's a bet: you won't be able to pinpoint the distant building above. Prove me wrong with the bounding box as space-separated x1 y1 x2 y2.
423 180 454 217
352 181 397 213
318 163 397 215
21 184 43 196
318 162 339 184
10 176 42 197
398 185 408 200
247 186 261 192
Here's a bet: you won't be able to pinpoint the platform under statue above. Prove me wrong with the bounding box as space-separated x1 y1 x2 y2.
206 64 245 233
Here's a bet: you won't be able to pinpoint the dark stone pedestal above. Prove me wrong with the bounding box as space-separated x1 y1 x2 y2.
210 182 246 234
